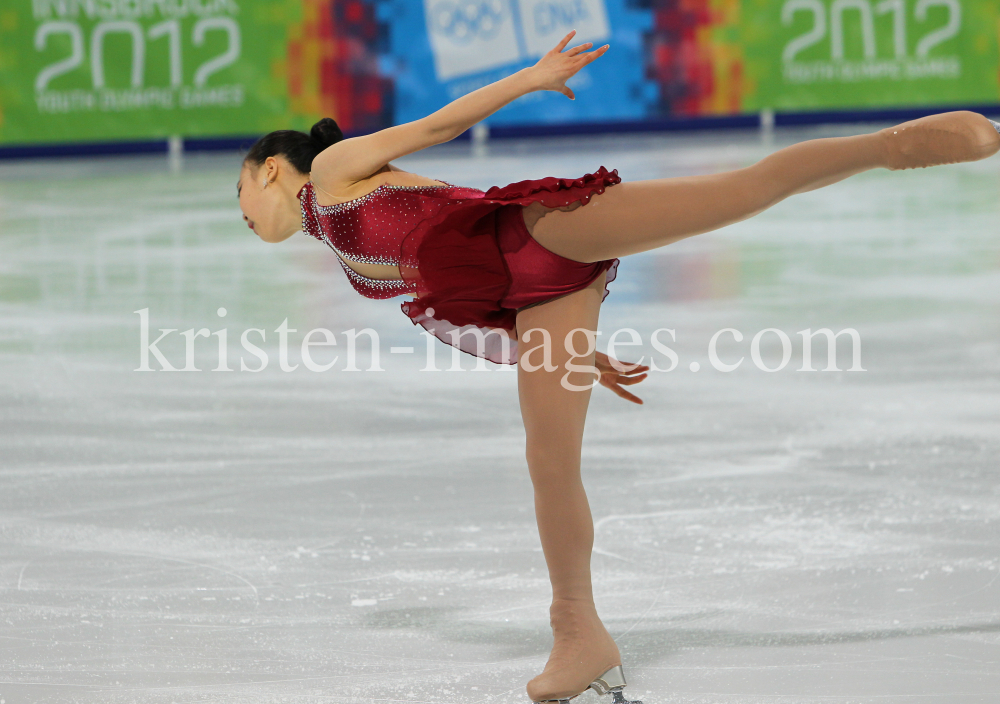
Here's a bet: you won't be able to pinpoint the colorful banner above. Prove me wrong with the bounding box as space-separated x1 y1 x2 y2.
741 0 1000 111
0 0 393 144
1 0 280 143
0 0 997 146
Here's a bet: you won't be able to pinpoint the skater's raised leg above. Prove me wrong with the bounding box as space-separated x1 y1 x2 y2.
526 111 1000 263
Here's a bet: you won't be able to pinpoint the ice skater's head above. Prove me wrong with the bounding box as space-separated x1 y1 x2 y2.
238 118 344 243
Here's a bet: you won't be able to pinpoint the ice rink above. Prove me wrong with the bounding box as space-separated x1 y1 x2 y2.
1 126 999 703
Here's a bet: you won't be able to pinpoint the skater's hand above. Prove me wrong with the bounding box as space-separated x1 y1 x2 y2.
594 352 648 405
529 30 609 100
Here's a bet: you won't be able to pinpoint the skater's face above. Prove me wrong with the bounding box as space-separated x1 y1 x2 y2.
237 157 300 244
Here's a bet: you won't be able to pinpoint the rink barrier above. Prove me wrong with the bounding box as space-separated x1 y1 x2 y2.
0 139 168 159
2 104 999 160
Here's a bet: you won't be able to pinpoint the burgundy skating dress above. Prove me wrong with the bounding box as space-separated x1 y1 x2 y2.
298 166 621 365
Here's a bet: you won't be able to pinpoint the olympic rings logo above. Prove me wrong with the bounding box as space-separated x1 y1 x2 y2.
428 0 508 45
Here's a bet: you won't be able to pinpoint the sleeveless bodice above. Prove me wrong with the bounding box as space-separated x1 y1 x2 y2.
299 180 485 299
297 166 622 365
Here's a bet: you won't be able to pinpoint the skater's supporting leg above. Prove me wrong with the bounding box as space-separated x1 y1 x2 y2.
515 272 621 702
528 111 1000 263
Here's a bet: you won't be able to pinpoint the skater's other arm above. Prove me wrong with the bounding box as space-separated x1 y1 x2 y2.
311 30 609 187
595 352 649 405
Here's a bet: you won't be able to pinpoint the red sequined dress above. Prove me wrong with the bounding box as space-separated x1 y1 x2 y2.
298 166 621 365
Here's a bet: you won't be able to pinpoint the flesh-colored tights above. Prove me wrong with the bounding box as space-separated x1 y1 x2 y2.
526 111 1000 262
515 111 999 702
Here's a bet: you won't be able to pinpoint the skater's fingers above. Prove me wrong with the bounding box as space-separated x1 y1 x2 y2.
599 375 643 404
610 361 649 375
617 373 648 386
605 356 639 369
613 385 643 404
553 30 576 53
583 45 610 62
566 42 593 56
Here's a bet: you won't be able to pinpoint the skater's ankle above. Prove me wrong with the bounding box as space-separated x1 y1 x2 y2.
549 596 596 613
551 596 594 604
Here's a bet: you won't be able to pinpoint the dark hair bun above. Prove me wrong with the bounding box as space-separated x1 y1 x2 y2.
310 118 344 149
243 118 344 175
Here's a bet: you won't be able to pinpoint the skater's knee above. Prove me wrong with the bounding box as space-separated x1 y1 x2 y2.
525 441 581 482
526 439 578 466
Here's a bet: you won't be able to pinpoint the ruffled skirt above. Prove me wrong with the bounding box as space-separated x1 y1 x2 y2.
399 166 621 365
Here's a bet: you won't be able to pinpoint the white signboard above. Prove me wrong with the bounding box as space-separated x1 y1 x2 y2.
424 0 610 81
518 0 610 57
424 0 523 81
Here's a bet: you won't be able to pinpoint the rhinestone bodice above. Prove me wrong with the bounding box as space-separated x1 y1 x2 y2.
296 165 622 366
299 180 485 300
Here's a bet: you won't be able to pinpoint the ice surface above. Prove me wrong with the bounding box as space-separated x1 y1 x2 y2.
0 127 998 703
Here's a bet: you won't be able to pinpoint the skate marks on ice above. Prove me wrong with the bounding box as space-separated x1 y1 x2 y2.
1 130 1000 702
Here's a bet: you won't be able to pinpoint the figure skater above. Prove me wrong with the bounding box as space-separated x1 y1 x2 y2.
236 30 1000 704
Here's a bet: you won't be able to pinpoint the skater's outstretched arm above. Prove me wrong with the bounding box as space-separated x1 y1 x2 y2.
311 30 609 187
